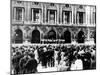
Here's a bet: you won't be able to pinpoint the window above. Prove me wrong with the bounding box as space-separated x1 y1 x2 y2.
48 30 56 39
62 11 71 24
50 10 55 22
31 8 41 23
13 7 24 21
31 30 40 43
14 29 23 43
47 10 57 23
77 12 85 24
64 30 71 43
77 31 85 43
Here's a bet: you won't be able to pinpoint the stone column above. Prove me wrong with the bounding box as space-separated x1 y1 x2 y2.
55 11 57 24
72 6 74 25
45 4 47 23
74 6 77 24
14 8 16 21
60 5 62 24
77 12 79 25
26 2 28 22
85 6 88 25
39 9 41 23
63 11 65 24
48 10 50 23
87 6 90 25
90 7 93 25
22 8 24 21
70 11 72 24
42 5 44 24
57 5 59 24
32 9 34 22
87 28 90 42
83 12 86 25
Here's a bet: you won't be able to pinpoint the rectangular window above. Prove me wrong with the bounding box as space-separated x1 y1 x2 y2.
62 11 71 24
31 8 41 23
47 10 57 23
77 12 85 24
13 7 24 21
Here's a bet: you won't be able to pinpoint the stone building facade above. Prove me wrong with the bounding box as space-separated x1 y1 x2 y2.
11 0 96 45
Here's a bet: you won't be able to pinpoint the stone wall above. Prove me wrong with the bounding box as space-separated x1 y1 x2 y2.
11 25 96 44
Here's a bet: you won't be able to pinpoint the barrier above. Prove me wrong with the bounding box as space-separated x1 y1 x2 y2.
12 43 95 47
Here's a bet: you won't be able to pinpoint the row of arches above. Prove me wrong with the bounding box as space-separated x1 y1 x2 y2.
14 29 89 44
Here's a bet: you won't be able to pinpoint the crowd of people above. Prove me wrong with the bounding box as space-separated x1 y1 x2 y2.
11 44 96 74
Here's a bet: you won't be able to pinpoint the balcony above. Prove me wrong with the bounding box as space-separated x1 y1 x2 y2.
12 20 24 25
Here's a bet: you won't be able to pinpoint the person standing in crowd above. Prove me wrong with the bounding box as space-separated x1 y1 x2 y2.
34 46 39 64
58 51 70 71
81 47 91 70
19 51 31 74
12 50 23 74
48 46 54 67
46 47 51 67
25 54 38 73
28 48 35 59
70 54 83 70
68 45 76 67
90 46 96 69
54 47 60 68
41 47 48 68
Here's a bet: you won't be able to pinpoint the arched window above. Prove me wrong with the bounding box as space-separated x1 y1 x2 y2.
31 30 40 43
15 29 23 43
77 31 85 43
48 30 56 39
63 30 71 43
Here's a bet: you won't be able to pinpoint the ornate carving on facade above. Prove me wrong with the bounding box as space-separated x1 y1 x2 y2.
56 27 64 34
89 29 95 39
31 2 42 8
39 26 48 34
77 5 85 12
47 3 57 10
62 4 72 11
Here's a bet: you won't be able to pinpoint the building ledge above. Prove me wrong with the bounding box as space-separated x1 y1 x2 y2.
11 21 96 27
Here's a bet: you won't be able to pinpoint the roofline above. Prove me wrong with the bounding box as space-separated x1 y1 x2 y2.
11 0 96 7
